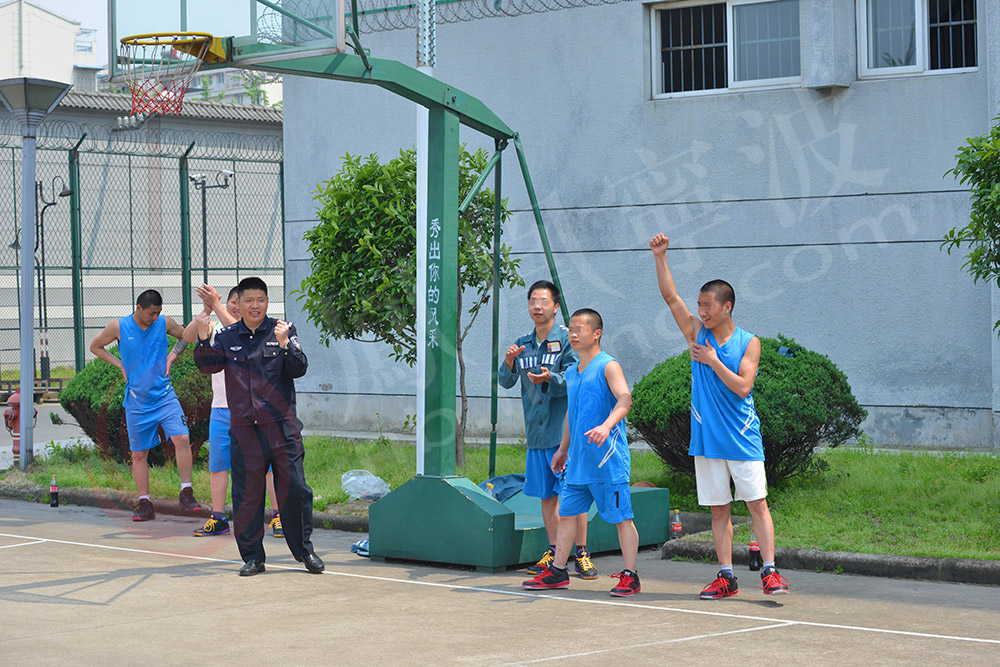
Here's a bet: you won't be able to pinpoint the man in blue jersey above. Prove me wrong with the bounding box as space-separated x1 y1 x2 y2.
499 280 595 579
90 289 202 522
649 233 790 598
522 308 639 597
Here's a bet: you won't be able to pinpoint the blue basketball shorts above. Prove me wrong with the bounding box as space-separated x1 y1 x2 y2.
125 396 188 452
208 407 232 473
523 446 561 499
559 480 633 525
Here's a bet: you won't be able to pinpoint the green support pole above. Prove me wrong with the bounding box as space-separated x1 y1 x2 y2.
422 106 460 477
68 135 86 372
458 148 503 214
513 134 569 323
489 145 503 479
179 142 195 323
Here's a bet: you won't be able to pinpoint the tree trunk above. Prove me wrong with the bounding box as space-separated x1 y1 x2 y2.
455 285 467 467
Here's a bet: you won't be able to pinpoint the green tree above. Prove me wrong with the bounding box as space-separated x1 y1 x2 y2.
298 147 522 464
238 70 277 106
943 112 1000 331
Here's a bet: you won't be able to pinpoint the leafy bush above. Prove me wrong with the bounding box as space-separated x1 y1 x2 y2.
630 334 867 483
59 340 210 466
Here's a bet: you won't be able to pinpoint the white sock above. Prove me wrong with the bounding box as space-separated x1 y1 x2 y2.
180 482 192 490
139 495 150 501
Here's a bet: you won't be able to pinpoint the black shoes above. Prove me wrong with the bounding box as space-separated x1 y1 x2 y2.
239 560 266 576
295 552 325 573
132 498 155 521
178 487 202 513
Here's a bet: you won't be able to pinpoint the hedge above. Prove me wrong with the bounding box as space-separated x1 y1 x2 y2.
630 334 867 483
59 339 211 466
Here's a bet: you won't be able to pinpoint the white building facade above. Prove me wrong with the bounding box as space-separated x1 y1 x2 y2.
0 0 101 89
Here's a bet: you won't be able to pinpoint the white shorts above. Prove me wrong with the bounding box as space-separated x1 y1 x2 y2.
694 456 767 506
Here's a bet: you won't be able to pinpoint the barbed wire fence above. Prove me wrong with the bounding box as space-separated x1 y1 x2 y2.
0 121 284 381
256 0 631 41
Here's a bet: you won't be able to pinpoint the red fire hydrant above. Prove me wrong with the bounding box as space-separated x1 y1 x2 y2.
5 390 37 467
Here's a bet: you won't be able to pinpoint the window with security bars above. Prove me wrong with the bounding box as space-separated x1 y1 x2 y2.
653 1 801 97
860 0 976 75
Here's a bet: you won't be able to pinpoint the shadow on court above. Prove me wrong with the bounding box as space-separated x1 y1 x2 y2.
0 497 996 665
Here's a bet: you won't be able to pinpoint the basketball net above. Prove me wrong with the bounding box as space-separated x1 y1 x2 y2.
119 33 213 116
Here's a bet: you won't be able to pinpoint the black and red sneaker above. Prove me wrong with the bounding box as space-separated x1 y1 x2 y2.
522 566 570 590
178 487 202 513
610 570 641 597
132 498 155 522
759 567 790 595
700 571 739 599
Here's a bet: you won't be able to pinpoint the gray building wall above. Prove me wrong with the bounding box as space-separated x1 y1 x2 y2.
283 0 999 450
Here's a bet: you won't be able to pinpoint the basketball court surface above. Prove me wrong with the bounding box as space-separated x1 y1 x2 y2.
0 498 996 664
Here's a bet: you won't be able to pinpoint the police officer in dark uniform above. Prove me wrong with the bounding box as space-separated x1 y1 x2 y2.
193 276 324 576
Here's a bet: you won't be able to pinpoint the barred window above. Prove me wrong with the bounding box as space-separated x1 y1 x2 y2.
653 1 801 98
928 0 976 70
860 0 977 75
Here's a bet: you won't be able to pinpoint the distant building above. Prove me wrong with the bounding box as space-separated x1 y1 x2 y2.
187 68 283 107
0 0 102 89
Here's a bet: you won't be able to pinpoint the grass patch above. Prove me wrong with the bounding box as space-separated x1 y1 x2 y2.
18 439 1000 561
1 365 76 381
681 447 1000 560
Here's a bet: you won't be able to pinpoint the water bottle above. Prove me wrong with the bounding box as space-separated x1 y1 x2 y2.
670 509 682 536
49 475 59 507
486 482 496 499
748 531 762 571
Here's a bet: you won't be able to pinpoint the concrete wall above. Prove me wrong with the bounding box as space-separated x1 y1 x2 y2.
283 0 999 450
0 1 92 81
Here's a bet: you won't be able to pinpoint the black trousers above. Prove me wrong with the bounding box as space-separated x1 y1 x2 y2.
230 418 314 563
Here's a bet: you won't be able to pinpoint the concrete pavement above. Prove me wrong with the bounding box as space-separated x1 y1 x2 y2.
0 498 997 665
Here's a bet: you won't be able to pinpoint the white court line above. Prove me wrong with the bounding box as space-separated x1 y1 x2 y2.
0 540 46 550
3 532 998 646
506 622 797 664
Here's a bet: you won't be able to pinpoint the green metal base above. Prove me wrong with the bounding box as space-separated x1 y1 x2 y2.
368 475 669 570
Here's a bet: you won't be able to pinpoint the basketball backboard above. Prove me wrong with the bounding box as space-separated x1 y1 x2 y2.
108 0 346 80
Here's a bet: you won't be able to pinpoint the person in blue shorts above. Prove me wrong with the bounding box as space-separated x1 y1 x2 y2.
650 233 790 598
522 308 639 597
183 284 283 538
498 280 595 579
90 289 202 521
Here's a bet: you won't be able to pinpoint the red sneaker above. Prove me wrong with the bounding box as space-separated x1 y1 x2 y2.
610 570 641 597
700 571 739 599
759 567 790 595
522 566 570 590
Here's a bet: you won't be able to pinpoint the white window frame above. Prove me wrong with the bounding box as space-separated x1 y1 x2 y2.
650 0 801 100
857 0 978 78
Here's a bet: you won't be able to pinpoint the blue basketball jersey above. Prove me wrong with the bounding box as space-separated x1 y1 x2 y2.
565 351 630 484
119 314 174 410
690 325 763 461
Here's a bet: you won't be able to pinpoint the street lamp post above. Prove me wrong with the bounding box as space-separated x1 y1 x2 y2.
34 176 73 380
190 170 233 284
0 77 72 471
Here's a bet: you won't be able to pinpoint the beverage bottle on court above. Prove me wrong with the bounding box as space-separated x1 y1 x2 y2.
670 509 682 536
49 475 59 507
486 482 495 499
748 531 762 570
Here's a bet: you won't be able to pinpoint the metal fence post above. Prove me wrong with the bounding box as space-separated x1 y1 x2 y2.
68 134 85 371
179 142 195 323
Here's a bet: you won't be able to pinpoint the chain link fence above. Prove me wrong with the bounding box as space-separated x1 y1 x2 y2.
0 120 284 381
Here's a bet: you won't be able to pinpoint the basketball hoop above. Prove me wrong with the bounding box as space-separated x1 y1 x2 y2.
119 33 214 116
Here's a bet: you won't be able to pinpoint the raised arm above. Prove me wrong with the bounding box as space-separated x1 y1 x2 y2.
89 320 125 380
649 234 701 344
196 283 238 327
584 361 633 445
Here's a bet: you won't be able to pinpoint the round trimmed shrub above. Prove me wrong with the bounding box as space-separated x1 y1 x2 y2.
630 334 867 483
59 339 211 466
